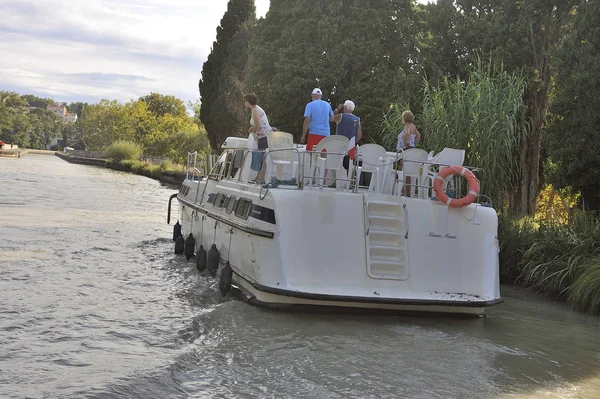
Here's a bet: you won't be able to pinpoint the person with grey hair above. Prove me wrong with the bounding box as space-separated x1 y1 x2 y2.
332 100 362 143
332 100 362 171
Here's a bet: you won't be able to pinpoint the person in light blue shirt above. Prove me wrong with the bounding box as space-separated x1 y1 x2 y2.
300 88 334 151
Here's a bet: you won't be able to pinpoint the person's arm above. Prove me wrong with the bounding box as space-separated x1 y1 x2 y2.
301 104 311 143
330 104 343 122
356 122 363 142
301 116 310 143
251 109 261 132
414 127 421 144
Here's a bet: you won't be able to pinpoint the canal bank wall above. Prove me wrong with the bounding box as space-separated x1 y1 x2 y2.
54 151 187 186
0 149 29 158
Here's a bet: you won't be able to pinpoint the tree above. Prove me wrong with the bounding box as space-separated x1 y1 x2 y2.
547 0 600 211
187 99 202 126
199 0 256 149
246 0 419 142
140 93 187 118
21 94 56 108
79 100 134 150
417 0 577 215
0 91 28 145
27 108 62 149
67 102 88 118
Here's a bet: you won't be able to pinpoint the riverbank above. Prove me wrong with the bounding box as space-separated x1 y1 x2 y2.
1 148 63 158
55 151 187 186
0 149 28 158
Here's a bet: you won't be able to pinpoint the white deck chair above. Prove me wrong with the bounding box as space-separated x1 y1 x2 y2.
265 131 297 183
355 144 387 192
311 136 349 188
422 147 466 198
395 148 428 197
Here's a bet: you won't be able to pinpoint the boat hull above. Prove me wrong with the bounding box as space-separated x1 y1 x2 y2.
231 272 501 316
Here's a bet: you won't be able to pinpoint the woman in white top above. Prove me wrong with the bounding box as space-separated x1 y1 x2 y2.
395 110 421 196
244 93 273 183
245 93 273 150
396 110 421 150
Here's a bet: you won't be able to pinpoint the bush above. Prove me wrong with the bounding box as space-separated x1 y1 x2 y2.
159 159 173 172
106 141 142 162
570 257 600 315
500 212 600 314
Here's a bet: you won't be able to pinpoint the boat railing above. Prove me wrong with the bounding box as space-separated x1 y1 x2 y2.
186 152 219 181
299 149 359 192
387 149 485 199
200 146 484 200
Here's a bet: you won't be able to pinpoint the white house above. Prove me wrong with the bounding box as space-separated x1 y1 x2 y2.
47 104 66 119
65 112 78 123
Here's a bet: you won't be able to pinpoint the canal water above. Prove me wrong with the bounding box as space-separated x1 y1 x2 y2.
1 154 599 399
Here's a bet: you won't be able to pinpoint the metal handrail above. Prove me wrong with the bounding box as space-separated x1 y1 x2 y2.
196 145 485 200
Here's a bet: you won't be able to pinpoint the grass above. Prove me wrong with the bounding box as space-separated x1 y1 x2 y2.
105 158 184 179
499 212 600 315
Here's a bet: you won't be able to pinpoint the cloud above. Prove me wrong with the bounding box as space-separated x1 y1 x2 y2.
0 0 271 104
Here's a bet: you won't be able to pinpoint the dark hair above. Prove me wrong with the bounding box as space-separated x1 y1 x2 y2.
243 93 259 106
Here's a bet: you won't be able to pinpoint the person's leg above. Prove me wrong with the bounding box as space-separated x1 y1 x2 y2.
306 134 325 151
255 137 268 183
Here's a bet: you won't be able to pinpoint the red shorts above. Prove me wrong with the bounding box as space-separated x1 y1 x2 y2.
306 134 327 151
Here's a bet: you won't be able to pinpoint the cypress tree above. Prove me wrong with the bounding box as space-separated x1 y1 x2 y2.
199 0 256 150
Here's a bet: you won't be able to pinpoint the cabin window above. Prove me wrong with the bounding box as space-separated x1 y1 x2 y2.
226 195 237 214
207 193 216 204
235 198 252 220
213 193 225 208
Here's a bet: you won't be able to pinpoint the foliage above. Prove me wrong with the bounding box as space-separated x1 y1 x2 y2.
417 0 577 214
535 184 579 225
419 59 528 207
546 0 600 212
67 102 88 118
498 215 538 283
22 94 56 108
374 103 414 151
76 95 208 163
498 212 600 315
140 93 187 118
570 257 600 316
79 100 134 150
187 99 201 126
0 91 63 149
106 140 142 162
246 0 420 144
199 0 256 149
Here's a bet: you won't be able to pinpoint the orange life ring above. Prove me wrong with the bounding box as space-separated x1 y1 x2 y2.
433 166 479 208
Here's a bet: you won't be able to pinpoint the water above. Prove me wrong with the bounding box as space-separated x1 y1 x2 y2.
1 154 599 399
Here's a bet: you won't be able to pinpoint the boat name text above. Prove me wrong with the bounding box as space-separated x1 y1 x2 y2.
426 232 458 239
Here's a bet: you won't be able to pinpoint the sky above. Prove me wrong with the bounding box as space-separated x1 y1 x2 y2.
0 0 431 106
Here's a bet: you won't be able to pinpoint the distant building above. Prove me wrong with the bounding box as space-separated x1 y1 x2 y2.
45 103 78 123
65 112 78 123
47 103 67 119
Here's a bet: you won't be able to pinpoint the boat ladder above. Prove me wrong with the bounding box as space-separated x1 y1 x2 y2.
364 198 409 280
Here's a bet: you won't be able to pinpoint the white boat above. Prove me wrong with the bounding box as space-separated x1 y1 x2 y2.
169 133 502 316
